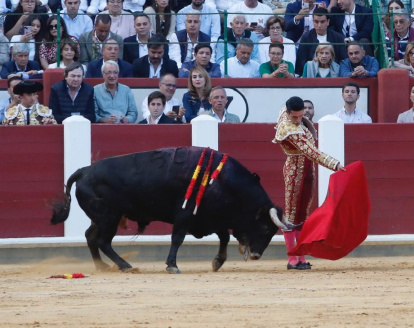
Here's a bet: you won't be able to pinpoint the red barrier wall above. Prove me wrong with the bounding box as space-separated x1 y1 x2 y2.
0 123 413 238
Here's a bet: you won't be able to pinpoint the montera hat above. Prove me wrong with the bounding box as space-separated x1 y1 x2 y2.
13 81 43 95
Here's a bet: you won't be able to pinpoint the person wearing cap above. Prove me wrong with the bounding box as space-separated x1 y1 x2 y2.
0 43 43 80
2 81 57 126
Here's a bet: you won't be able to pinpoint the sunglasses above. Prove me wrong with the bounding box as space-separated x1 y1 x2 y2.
49 24 58 30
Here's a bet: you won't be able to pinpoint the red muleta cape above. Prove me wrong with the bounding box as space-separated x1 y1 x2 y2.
288 161 371 260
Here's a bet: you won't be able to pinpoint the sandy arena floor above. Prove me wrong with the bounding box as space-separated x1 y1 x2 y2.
0 256 413 328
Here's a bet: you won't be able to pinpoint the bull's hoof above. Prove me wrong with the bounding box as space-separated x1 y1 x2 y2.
166 266 181 274
123 267 141 274
212 257 225 272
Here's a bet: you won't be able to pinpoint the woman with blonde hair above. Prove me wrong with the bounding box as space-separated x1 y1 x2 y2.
302 44 339 78
393 43 414 76
182 66 212 122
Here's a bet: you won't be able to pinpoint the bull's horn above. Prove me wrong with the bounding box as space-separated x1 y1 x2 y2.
269 208 287 230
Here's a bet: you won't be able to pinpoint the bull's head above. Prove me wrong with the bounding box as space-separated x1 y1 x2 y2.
235 206 282 261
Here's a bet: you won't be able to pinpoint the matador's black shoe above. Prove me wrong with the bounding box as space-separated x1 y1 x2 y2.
287 263 301 270
298 261 312 270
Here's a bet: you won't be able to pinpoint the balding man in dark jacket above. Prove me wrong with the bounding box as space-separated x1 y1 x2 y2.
49 62 95 124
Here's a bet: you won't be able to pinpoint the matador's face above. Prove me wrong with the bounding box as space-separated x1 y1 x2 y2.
287 109 304 126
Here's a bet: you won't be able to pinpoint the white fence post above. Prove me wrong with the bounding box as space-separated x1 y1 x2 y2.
63 116 91 239
191 115 219 150
317 115 345 206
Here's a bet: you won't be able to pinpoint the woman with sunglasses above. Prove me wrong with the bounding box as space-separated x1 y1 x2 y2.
4 0 48 40
39 16 80 70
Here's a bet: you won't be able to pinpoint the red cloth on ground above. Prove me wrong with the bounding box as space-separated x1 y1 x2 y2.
288 161 371 260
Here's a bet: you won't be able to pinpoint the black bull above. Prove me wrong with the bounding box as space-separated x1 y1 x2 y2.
51 146 285 273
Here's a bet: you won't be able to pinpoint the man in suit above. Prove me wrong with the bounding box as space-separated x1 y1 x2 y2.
79 14 124 65
284 0 321 43
169 11 211 68
329 0 374 55
133 34 179 78
201 86 240 123
86 39 133 77
295 7 347 76
123 14 169 64
0 43 43 80
138 91 179 124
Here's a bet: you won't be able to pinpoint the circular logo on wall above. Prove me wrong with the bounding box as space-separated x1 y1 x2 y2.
224 87 249 122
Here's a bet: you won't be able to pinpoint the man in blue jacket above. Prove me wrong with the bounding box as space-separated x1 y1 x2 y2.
339 42 379 77
1 43 42 80
49 62 95 124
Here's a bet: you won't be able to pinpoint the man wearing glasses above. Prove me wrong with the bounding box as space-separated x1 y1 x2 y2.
139 73 185 122
94 60 138 124
385 9 414 61
61 0 93 39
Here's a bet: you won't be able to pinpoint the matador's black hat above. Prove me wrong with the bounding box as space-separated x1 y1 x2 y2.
13 81 43 95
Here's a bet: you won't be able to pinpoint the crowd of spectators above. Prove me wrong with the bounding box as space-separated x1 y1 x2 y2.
0 0 411 124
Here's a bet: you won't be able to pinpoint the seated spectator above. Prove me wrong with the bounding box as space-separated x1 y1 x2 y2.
143 0 176 40
123 0 146 14
302 44 339 78
48 38 87 71
216 14 260 64
0 32 10 73
139 91 180 124
169 11 211 68
0 76 23 123
94 60 138 123
39 16 79 70
339 42 379 78
393 43 414 76
284 0 322 43
179 43 220 78
259 41 294 78
386 9 414 61
334 81 372 123
100 0 135 40
49 62 95 123
330 0 374 56
303 99 315 122
133 33 178 77
85 0 108 16
9 14 43 63
61 0 89 13
2 80 57 125
140 73 185 122
183 66 212 122
61 0 93 39
382 0 405 35
86 39 133 77
201 86 240 122
296 7 347 76
123 14 170 64
4 0 48 40
258 16 295 67
1 43 43 79
227 0 273 40
176 0 220 43
79 14 124 65
220 38 260 77
397 85 414 123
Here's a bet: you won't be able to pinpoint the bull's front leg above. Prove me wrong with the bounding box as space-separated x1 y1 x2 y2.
165 223 188 274
212 229 230 272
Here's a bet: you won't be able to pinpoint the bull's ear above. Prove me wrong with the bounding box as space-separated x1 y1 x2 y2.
252 173 261 182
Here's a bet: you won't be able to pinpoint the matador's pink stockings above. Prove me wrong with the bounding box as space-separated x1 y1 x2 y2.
283 231 298 265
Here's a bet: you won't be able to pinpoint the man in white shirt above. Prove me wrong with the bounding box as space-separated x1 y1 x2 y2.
220 38 260 77
176 0 221 43
140 73 185 122
334 82 372 123
227 0 273 39
61 0 93 39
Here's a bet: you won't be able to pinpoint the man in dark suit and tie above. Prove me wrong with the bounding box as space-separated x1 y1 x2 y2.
86 39 133 78
133 34 179 78
138 91 180 124
329 0 374 55
0 43 43 80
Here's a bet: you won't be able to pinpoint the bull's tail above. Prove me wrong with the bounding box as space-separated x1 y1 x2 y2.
50 168 85 225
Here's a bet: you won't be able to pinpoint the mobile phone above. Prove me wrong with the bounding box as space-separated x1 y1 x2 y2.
250 22 258 27
24 26 32 34
172 105 180 114
302 1 309 8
